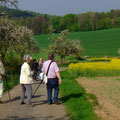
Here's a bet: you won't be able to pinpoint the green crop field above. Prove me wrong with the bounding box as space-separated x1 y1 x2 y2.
34 28 120 59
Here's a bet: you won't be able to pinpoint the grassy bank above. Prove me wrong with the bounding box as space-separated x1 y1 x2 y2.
60 70 98 120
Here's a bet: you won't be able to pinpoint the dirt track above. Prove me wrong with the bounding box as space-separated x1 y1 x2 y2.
78 76 120 120
0 80 69 120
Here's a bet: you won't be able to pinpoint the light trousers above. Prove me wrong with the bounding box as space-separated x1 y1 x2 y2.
0 80 4 99
20 84 32 104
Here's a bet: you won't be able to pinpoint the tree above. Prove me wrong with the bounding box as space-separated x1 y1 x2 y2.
52 16 61 33
0 18 38 59
60 14 77 32
71 40 83 60
49 30 83 64
98 17 113 29
48 24 54 34
0 0 18 8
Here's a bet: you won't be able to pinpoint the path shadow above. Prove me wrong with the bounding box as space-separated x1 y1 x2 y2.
33 93 83 106
60 93 83 103
0 116 36 120
3 96 20 104
32 93 83 106
3 94 44 104
32 94 45 98
32 100 48 106
0 115 68 120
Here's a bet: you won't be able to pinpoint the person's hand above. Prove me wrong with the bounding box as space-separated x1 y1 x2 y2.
31 71 34 75
59 79 62 85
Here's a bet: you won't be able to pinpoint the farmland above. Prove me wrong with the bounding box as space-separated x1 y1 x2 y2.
34 28 120 58
77 76 120 120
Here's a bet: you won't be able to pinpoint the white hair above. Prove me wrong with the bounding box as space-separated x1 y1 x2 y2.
23 55 31 61
30 57 32 60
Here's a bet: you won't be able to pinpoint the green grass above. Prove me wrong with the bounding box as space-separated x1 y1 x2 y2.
60 70 99 120
32 34 51 60
3 74 19 92
34 34 51 49
34 28 120 58
68 69 120 77
69 28 120 57
31 50 48 60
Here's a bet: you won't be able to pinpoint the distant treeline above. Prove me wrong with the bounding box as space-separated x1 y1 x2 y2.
0 5 49 18
1 6 120 34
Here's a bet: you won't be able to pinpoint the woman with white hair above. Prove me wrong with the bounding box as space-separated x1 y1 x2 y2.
19 55 33 107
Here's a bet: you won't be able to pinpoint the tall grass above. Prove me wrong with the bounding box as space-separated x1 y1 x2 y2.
60 70 98 120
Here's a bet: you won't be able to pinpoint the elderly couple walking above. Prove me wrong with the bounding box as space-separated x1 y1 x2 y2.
20 54 62 107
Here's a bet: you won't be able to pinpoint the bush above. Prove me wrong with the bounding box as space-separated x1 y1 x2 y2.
0 18 38 60
49 30 83 64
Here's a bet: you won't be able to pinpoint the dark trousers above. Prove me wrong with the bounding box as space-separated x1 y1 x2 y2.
46 78 59 103
33 70 38 80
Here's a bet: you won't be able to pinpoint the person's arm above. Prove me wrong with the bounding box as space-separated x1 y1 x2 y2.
54 62 62 84
0 62 5 77
56 71 62 85
25 65 32 76
41 63 45 73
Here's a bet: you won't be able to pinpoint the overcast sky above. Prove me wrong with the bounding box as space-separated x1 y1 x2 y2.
18 0 120 16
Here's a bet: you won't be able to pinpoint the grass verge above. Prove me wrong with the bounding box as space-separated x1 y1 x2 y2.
3 73 19 92
60 70 99 120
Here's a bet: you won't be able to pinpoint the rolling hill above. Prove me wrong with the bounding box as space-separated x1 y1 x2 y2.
34 28 120 58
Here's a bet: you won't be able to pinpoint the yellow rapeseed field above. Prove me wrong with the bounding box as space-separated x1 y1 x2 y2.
89 57 113 61
69 59 120 76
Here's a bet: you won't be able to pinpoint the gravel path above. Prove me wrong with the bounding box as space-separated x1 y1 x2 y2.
0 80 69 120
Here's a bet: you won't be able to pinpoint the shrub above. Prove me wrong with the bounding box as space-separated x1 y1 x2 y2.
0 18 38 60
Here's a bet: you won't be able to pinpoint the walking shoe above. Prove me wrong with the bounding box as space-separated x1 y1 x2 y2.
55 100 61 105
48 102 52 105
0 100 3 104
52 100 61 105
26 103 33 107
20 101 25 105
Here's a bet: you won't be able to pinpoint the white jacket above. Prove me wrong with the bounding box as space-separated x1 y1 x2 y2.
20 62 33 84
0 61 5 81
